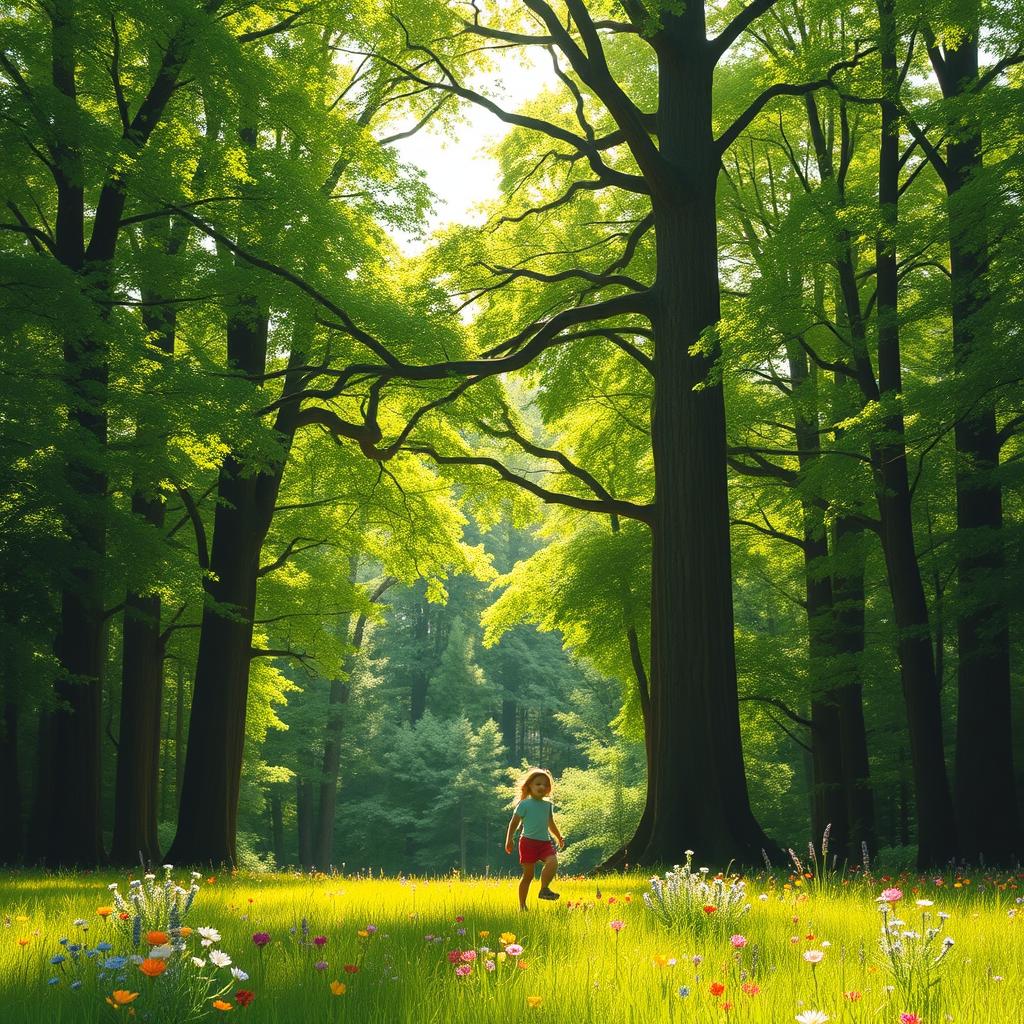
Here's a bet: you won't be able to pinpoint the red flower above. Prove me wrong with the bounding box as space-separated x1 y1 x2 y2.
447 950 461 964
722 1002 733 1012
235 991 254 1008
709 982 725 996
343 964 359 974
703 905 718 915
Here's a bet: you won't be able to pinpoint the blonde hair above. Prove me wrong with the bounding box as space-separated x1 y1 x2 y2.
518 766 554 802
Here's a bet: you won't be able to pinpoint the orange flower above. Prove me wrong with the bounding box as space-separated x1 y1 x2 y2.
97 907 113 918
330 981 346 996
139 958 167 977
105 991 140 1007
517 959 529 970
709 982 726 997
527 996 543 1009
176 926 193 938
17 938 29 947
106 991 139 1008
207 877 217 885
147 931 169 946
212 1000 234 1012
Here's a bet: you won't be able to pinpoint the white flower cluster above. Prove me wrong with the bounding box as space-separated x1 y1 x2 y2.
108 864 202 936
877 900 956 1012
643 850 751 931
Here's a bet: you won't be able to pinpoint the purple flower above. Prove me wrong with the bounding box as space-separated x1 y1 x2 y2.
313 935 328 947
252 932 270 948
314 960 328 971
366 924 378 935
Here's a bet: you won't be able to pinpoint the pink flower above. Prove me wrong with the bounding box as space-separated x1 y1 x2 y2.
505 944 524 956
899 1015 920 1024
803 950 825 964
609 920 625 933
730 935 747 949
460 950 477 962
251 932 270 948
485 959 495 972
455 963 472 977
313 935 327 947
879 888 903 903
447 950 462 964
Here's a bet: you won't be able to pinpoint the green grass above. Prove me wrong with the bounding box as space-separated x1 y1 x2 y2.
0 866 1020 1022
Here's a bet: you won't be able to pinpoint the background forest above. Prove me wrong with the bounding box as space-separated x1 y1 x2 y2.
1 0 1022 877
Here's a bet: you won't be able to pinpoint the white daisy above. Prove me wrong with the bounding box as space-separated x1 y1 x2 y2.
209 950 232 968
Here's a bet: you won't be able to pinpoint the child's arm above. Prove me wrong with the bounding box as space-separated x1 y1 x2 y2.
504 813 522 854
549 812 565 850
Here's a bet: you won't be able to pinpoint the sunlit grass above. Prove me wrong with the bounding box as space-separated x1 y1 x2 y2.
1 867 1020 1022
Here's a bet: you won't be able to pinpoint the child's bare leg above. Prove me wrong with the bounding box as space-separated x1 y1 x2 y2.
539 855 558 891
518 864 533 909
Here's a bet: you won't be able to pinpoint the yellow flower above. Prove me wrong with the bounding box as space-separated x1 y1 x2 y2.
211 1000 234 1011
330 981 347 996
357 929 369 938
97 907 113 918
527 995 543 1009
175 926 193 938
497 952 507 963
106 991 139 1008
14 915 28 922
479 931 490 938
652 954 669 968
500 932 516 945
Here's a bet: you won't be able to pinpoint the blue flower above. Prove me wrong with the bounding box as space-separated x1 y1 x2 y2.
58 937 69 946
70 981 83 991
85 948 100 959
68 944 81 953
50 954 66 965
104 956 129 970
95 941 113 952
48 977 60 986
678 986 691 998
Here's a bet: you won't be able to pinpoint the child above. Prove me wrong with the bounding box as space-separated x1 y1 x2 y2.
504 767 565 910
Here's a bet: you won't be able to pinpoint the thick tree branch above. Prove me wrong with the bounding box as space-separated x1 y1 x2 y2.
717 46 876 154
709 0 782 63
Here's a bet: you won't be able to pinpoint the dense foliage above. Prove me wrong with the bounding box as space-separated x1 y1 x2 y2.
1 0 1022 872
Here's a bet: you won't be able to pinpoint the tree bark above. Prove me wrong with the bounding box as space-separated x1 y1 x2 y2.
46 0 107 868
873 0 956 865
111 216 178 866
928 26 1017 863
637 17 774 864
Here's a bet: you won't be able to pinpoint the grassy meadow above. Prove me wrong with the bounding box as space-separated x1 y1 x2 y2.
0 865 1020 1023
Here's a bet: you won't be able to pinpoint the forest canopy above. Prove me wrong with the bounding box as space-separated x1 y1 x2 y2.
0 0 1022 873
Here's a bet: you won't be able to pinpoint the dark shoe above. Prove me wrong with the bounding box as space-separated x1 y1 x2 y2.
537 888 560 900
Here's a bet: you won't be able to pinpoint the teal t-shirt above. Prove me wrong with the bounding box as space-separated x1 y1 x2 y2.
516 797 554 841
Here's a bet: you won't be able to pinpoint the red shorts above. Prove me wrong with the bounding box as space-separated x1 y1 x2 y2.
519 836 557 865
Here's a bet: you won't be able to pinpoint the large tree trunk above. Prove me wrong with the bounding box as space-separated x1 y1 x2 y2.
636 22 773 865
929 29 1017 863
166 322 306 865
45 0 106 868
873 0 956 865
111 219 178 865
